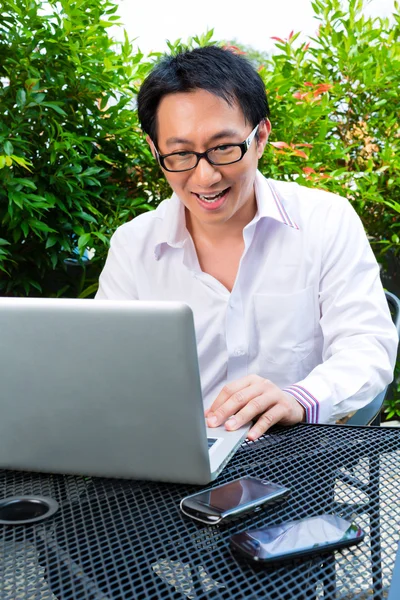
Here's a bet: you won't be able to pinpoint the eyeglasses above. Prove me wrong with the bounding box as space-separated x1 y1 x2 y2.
153 124 260 173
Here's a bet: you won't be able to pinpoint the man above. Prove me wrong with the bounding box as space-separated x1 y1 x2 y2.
96 46 397 440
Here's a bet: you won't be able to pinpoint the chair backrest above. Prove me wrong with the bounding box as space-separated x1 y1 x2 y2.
346 290 400 426
386 290 400 336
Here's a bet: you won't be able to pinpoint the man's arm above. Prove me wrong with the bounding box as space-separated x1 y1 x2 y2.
284 196 397 423
207 196 398 437
96 230 138 300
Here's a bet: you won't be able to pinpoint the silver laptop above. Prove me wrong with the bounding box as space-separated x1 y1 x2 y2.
0 297 248 485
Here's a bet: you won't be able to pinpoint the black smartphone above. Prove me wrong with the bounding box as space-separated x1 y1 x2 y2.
230 514 365 563
180 476 290 525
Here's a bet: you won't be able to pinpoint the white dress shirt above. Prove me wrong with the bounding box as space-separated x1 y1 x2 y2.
96 171 398 423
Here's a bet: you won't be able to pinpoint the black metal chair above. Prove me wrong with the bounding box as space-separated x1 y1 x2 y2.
346 291 400 426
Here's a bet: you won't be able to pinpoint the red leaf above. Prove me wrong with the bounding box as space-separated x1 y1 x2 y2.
289 30 294 39
270 141 290 149
293 149 308 159
270 36 285 43
313 83 333 96
295 143 313 148
293 91 308 100
303 42 310 51
303 167 316 175
223 45 246 55
304 81 314 87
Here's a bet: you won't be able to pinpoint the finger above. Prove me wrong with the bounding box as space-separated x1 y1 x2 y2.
207 374 261 416
247 404 287 440
207 382 266 428
225 393 273 430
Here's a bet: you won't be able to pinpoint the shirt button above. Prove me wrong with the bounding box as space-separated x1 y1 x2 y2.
233 347 245 357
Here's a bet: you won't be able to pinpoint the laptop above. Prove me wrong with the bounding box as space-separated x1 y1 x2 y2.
0 297 249 485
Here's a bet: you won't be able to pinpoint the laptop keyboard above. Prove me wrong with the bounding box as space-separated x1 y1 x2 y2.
207 438 218 449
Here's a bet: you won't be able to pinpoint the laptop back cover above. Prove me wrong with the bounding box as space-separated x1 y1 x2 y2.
0 298 211 484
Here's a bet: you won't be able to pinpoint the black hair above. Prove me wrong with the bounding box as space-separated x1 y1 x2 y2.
137 45 270 144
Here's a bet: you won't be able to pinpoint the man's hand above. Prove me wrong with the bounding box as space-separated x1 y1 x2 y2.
205 374 306 441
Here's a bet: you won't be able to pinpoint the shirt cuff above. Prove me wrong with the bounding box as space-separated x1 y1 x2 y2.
284 374 334 423
283 385 320 424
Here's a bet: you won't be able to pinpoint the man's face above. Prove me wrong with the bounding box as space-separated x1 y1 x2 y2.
148 89 269 230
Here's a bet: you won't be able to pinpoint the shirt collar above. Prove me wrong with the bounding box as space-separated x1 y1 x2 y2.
253 171 299 230
154 171 298 259
154 194 188 260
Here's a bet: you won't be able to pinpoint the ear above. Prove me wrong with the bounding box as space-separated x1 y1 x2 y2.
256 119 271 159
146 135 157 159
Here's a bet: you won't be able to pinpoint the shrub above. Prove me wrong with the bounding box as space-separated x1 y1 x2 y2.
257 0 400 261
0 0 166 296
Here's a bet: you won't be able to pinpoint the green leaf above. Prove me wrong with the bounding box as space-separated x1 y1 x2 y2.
30 280 42 292
12 178 37 190
82 167 103 177
100 95 109 110
4 141 13 156
73 211 98 224
41 102 67 116
28 220 57 233
50 253 58 269
95 154 114 165
32 92 46 103
0 156 5 169
45 235 58 249
10 155 32 171
84 177 101 186
16 89 27 108
79 282 99 299
93 232 109 244
78 233 92 249
24 78 39 91
21 222 29 237
0 238 11 246
8 190 24 208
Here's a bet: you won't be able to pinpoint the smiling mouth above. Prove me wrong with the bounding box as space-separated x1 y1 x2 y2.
195 188 229 203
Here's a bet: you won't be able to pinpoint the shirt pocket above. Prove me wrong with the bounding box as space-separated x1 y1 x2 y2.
253 287 316 366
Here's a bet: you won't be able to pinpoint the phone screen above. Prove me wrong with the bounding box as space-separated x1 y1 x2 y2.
193 478 283 511
231 515 364 562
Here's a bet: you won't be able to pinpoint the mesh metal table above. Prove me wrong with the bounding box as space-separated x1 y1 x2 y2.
1 423 400 600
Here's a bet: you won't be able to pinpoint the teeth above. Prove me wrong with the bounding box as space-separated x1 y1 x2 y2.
198 190 226 203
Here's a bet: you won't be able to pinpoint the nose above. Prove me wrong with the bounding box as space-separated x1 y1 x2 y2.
189 156 222 188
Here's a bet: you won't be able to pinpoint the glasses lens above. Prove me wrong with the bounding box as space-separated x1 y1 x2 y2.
208 145 242 165
163 152 197 172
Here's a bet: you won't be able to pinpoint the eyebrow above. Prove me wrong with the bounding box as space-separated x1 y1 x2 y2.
165 129 240 148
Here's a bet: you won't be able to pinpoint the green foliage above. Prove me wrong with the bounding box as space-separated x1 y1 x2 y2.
257 0 400 258
0 0 166 296
224 40 270 68
383 360 400 421
1 0 398 298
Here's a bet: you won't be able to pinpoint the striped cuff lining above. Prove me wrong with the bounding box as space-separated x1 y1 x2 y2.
284 384 320 424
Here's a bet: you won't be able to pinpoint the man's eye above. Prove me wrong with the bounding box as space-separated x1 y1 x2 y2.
176 152 191 157
216 145 234 152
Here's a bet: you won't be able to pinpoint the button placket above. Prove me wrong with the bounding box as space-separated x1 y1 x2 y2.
226 292 248 381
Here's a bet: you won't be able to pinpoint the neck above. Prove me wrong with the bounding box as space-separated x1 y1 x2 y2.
186 192 257 245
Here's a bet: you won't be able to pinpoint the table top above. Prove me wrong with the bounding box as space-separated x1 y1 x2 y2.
1 423 400 600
